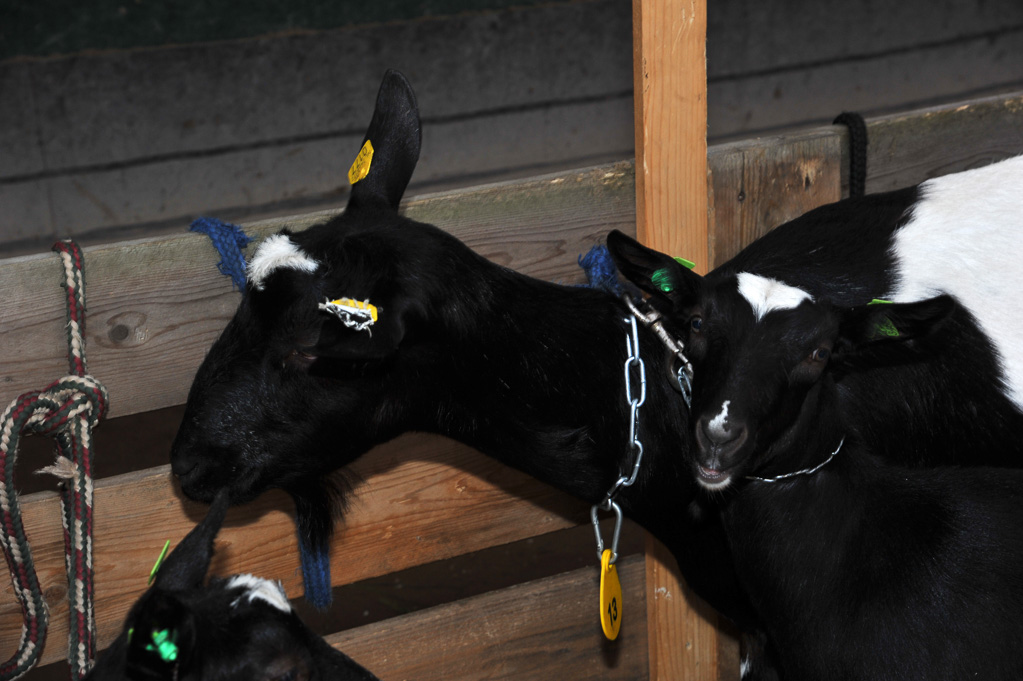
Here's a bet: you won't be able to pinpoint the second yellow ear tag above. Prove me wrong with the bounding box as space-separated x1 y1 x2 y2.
348 140 374 185
599 548 622 640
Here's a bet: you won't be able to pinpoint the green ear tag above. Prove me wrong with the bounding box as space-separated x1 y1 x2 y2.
868 298 893 305
146 629 179 663
148 540 171 585
652 268 674 293
673 256 696 270
874 317 900 338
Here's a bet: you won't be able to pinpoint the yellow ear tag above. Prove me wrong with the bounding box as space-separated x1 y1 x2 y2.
348 139 374 185
599 549 622 640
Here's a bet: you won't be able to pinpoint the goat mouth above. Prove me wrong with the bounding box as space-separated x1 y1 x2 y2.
696 464 733 490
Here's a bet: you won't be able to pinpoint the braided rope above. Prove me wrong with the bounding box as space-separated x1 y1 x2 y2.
0 241 107 680
190 217 253 290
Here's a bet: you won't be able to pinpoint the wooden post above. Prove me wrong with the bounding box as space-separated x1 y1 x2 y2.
633 0 720 679
633 0 709 270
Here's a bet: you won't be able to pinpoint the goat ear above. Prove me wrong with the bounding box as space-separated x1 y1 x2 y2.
835 294 956 358
312 298 413 360
125 591 198 680
606 230 702 303
346 69 422 212
153 489 230 591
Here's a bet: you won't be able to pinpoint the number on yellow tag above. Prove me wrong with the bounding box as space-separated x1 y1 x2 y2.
599 548 622 640
348 140 375 185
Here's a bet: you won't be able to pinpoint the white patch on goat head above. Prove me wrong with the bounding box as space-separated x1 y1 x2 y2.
889 154 1023 408
708 400 731 439
736 272 813 322
247 234 319 291
227 574 292 613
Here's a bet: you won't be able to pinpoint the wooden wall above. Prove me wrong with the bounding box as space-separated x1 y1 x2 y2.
3 0 1021 254
2 91 1021 679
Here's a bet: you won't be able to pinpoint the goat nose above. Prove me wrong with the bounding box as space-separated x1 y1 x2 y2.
696 414 748 456
171 452 198 479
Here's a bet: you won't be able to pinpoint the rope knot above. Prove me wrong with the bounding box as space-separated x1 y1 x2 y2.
21 376 109 437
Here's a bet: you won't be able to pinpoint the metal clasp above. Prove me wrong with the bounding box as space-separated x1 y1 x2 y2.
591 498 624 563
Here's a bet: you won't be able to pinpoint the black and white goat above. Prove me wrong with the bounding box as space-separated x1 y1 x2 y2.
86 491 378 681
610 153 1023 477
591 271 1023 678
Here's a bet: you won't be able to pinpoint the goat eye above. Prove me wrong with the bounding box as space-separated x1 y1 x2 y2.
811 347 830 362
283 349 317 368
690 316 703 332
268 668 298 681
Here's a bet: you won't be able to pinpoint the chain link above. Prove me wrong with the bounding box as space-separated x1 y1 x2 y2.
592 297 694 565
592 311 648 564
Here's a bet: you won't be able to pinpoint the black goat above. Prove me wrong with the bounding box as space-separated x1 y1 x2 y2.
86 491 378 681
170 70 751 631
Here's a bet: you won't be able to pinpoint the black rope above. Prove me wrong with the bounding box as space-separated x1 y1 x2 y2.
833 112 868 198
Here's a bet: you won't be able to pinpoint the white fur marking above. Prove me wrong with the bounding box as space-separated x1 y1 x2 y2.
736 272 813 322
247 234 319 291
708 400 731 438
227 574 292 613
889 155 1023 407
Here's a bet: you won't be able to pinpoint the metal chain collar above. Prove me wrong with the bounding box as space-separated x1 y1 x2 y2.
746 436 846 482
591 296 693 565
590 312 644 565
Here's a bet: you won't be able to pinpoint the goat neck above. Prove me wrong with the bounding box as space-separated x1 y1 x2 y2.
740 379 847 484
402 257 692 507
378 264 754 627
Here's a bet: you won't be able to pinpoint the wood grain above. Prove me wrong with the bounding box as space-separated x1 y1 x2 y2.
863 92 1023 194
632 0 710 270
633 0 717 677
330 556 648 681
0 434 591 668
707 91 1023 266
0 163 636 419
708 129 843 266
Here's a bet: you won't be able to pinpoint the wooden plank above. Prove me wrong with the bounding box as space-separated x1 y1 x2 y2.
863 92 1023 194
707 0 1023 79
708 36 1023 142
644 535 733 681
330 556 648 680
707 90 1023 266
633 0 716 677
0 162 636 419
632 0 709 269
0 434 591 668
708 128 843 266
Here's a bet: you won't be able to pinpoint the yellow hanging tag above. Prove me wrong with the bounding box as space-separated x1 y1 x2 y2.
599 548 622 640
348 140 375 185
